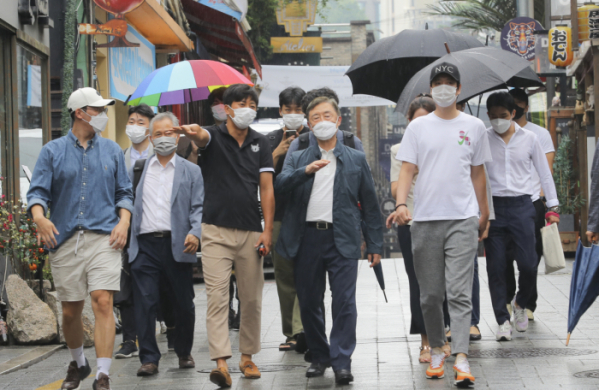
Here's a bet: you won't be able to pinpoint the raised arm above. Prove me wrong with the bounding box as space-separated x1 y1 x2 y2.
173 124 212 149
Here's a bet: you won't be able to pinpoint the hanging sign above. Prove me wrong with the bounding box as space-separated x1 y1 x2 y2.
276 0 317 37
548 26 574 67
271 37 323 53
78 0 146 48
501 17 544 61
578 2 599 42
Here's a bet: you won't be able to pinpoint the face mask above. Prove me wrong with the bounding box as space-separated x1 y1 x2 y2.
431 85 458 108
490 119 512 134
83 111 109 133
312 120 338 141
211 104 227 122
152 136 178 156
283 114 304 130
514 105 525 120
228 106 257 129
126 125 148 144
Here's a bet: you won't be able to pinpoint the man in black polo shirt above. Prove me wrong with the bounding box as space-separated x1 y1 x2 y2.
266 87 308 353
174 84 274 388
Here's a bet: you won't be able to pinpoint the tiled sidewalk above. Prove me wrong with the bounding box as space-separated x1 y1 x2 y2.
1 256 599 389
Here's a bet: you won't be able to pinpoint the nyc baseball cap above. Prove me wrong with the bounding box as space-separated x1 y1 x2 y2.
67 87 115 113
430 62 460 84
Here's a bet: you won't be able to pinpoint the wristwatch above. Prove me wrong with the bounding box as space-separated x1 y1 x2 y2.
548 206 560 213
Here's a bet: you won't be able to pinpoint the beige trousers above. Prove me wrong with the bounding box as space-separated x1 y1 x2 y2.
201 223 264 360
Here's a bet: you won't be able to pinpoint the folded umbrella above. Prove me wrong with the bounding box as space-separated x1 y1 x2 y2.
395 46 544 114
345 29 484 102
373 262 388 303
126 60 253 106
566 241 599 345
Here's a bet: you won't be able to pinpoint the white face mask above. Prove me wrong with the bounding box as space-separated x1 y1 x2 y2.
228 106 257 129
431 85 458 108
152 136 178 156
490 118 512 134
312 120 338 141
83 110 109 133
283 114 304 130
126 124 148 144
211 104 227 122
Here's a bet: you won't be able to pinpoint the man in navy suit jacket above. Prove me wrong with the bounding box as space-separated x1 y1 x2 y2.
128 112 204 377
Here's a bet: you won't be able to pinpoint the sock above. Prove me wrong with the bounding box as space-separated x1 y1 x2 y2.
96 358 112 379
69 346 86 368
431 347 444 356
455 354 467 365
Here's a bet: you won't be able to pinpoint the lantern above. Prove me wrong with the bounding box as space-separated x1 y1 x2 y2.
548 26 574 67
578 2 599 42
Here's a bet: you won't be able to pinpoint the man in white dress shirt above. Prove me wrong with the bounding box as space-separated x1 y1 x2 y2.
483 92 559 342
128 112 204 376
505 88 556 320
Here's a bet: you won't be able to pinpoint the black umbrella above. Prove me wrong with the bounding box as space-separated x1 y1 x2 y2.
373 263 388 303
345 29 484 102
395 46 544 114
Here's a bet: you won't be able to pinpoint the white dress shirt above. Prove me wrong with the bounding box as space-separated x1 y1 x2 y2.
140 155 176 234
485 123 559 207
522 121 555 202
306 147 336 223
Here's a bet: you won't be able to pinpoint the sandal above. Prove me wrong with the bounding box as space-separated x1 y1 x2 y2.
469 325 482 341
419 346 431 363
279 340 297 351
442 341 451 357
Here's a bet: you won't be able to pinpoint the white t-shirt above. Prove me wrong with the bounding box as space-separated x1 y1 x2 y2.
306 147 336 223
523 121 555 201
396 112 492 221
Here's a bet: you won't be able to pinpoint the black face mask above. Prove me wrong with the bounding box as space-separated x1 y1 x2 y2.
514 105 525 120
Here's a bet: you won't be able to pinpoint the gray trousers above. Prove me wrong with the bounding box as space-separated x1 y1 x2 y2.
411 217 479 355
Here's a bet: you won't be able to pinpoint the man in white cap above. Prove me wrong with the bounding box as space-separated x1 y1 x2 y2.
27 87 134 390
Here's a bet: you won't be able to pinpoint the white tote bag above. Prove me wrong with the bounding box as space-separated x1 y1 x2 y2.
541 223 566 274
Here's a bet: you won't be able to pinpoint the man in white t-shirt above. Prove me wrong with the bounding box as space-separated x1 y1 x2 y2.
386 62 491 387
505 88 556 320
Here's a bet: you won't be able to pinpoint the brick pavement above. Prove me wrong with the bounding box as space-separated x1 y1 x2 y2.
1 257 599 389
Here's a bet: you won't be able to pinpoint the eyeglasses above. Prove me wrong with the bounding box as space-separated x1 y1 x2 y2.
83 107 108 115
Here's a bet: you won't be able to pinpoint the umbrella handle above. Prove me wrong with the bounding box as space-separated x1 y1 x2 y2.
566 333 571 346
444 42 451 54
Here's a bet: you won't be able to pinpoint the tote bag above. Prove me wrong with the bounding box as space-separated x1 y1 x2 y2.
542 223 566 274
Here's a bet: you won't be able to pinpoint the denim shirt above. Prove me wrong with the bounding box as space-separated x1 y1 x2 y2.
27 131 134 250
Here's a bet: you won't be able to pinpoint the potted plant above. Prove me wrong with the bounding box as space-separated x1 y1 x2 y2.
553 135 585 237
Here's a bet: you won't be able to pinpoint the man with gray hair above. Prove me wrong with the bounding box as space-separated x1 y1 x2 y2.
129 111 204 376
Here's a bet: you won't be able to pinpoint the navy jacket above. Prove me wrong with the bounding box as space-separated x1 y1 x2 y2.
275 141 383 260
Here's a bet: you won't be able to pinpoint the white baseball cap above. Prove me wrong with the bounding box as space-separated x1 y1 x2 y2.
67 87 115 113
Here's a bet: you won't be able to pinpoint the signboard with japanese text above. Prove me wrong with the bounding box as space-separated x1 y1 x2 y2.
109 24 155 102
271 37 323 53
501 17 544 61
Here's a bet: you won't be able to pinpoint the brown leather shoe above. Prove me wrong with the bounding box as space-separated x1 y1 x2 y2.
137 362 159 376
61 360 91 390
179 355 195 369
239 360 261 379
92 373 111 390
210 367 232 387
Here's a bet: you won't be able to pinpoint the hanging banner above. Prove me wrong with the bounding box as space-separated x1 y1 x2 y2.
378 135 402 181
271 37 323 53
501 17 544 61
548 26 573 67
256 65 395 107
109 25 156 102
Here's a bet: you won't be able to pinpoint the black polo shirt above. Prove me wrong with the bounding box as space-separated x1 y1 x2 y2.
198 122 274 232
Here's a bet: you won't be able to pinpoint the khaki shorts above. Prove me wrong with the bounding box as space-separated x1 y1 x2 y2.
49 231 121 302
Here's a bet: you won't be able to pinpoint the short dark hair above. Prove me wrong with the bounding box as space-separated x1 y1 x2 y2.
208 87 227 107
508 88 529 106
487 91 516 112
407 96 435 121
301 87 339 114
279 87 306 109
127 103 155 120
223 84 259 106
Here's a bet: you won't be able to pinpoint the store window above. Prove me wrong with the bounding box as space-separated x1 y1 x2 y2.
17 46 44 203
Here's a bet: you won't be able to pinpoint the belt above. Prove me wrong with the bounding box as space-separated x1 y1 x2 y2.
307 221 333 230
142 231 171 238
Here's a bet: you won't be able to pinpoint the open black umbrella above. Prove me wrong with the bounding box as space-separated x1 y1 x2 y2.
373 263 388 303
345 29 484 102
395 46 544 114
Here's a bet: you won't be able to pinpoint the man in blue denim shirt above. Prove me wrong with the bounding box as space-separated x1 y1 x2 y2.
27 88 133 390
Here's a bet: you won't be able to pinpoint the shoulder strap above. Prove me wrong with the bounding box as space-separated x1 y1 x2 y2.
342 131 355 149
298 132 311 150
268 129 284 152
133 158 147 196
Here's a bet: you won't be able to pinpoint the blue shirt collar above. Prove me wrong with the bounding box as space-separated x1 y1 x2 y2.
67 129 99 148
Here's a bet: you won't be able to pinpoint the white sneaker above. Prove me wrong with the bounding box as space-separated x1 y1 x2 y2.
496 320 512 341
526 309 534 321
512 298 528 332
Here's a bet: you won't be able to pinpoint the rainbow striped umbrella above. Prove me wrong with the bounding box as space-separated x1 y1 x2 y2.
126 60 253 106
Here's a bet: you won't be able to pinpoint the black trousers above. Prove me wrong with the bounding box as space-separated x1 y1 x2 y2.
485 196 537 325
397 225 426 334
505 199 545 311
131 234 195 364
295 227 358 371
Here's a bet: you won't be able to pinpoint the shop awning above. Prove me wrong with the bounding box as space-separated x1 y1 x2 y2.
181 0 262 78
126 0 194 52
193 0 242 21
